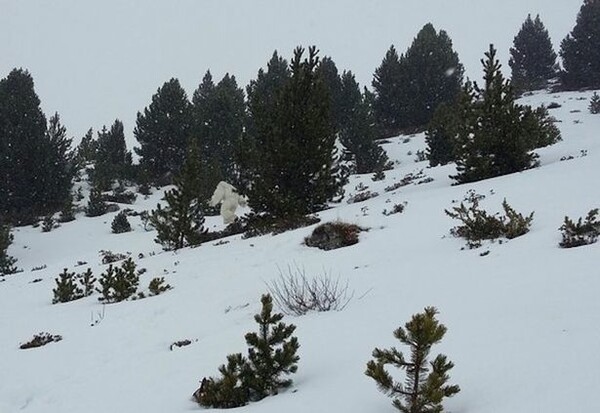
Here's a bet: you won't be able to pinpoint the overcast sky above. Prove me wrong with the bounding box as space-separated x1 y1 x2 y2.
0 0 582 146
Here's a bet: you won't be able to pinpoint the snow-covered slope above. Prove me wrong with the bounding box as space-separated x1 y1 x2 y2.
1 90 599 413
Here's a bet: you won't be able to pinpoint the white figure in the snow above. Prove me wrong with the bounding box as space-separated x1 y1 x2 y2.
209 181 247 225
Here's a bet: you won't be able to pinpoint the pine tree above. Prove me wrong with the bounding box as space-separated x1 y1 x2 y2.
52 268 83 303
397 23 464 130
75 128 97 167
85 187 108 217
339 71 389 174
150 140 207 250
191 72 245 189
134 78 192 183
0 221 18 276
372 45 403 137
560 0 600 90
111 211 132 234
589 92 600 114
317 56 344 131
196 294 299 408
451 45 560 184
92 119 132 190
0 69 73 224
366 307 460 413
509 14 558 93
244 47 341 220
239 51 290 191
244 294 300 399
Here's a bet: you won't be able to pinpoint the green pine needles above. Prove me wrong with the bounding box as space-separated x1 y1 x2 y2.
195 294 300 408
366 307 460 413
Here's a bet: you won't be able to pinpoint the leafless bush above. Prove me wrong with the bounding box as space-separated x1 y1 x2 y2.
267 264 353 316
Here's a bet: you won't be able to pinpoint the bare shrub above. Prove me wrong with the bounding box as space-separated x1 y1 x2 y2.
267 264 353 316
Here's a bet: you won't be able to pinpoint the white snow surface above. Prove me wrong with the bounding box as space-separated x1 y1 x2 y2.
1 90 600 413
0 0 583 145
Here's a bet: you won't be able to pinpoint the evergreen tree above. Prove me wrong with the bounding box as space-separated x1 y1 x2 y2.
150 140 207 250
397 23 464 130
366 307 460 413
372 45 403 138
317 56 344 131
0 69 73 224
111 210 132 234
192 72 245 189
239 51 290 191
0 221 18 275
244 294 300 399
509 14 558 92
91 120 132 190
75 128 97 167
85 187 108 217
42 113 75 212
451 45 560 184
134 78 192 183
244 46 341 219
339 71 389 174
196 294 299 408
590 92 600 114
560 0 600 90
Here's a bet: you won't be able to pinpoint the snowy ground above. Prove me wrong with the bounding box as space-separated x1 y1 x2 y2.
1 90 600 413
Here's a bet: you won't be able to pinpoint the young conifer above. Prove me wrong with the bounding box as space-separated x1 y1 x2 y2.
0 222 17 276
111 211 132 234
366 307 460 413
150 140 207 250
589 92 600 114
196 294 299 408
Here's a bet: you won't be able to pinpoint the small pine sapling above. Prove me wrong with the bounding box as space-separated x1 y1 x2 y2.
97 258 139 303
366 307 460 413
195 354 253 408
244 294 300 399
42 215 55 232
589 92 600 114
111 210 132 234
77 268 96 297
85 187 108 217
0 223 18 276
559 208 600 248
445 194 533 248
195 294 300 408
52 268 84 303
148 276 172 296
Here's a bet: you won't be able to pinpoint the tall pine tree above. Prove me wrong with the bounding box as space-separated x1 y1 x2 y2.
372 45 403 138
451 45 560 184
397 23 464 130
192 72 245 188
339 71 389 174
317 56 344 131
0 69 73 224
134 78 192 183
509 14 558 93
92 119 132 190
243 47 341 220
560 0 600 89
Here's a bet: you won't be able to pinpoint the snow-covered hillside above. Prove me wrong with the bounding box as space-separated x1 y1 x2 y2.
1 90 599 413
